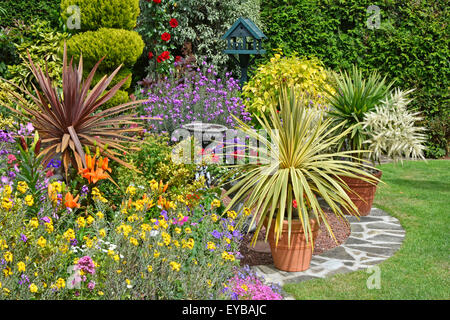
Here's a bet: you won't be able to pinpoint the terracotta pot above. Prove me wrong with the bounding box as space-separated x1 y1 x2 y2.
340 170 382 216
265 218 319 272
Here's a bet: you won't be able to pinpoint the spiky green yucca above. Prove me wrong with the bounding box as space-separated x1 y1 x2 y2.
223 87 380 247
324 65 394 160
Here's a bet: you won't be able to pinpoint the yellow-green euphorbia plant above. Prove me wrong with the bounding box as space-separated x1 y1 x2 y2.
222 86 380 248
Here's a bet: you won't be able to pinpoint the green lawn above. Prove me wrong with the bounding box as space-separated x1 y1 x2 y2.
283 160 450 299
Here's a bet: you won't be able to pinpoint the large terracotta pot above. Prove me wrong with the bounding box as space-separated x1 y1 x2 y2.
340 170 382 216
265 218 319 272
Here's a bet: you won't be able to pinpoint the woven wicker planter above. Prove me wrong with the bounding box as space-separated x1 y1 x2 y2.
265 218 319 272
340 170 382 216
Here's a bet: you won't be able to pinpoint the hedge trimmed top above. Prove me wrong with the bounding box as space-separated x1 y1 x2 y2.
65 28 144 71
60 0 140 31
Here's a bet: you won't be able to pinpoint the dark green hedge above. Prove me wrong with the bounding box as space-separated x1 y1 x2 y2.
261 0 449 157
0 0 61 28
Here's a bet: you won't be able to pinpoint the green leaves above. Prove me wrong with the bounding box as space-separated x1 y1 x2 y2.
324 65 393 158
223 86 379 248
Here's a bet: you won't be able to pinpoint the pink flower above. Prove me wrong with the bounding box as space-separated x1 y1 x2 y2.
7 154 16 164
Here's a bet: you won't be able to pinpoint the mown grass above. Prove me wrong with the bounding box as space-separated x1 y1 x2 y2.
283 160 450 299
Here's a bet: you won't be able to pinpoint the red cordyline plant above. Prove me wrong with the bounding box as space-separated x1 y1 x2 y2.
2 44 153 177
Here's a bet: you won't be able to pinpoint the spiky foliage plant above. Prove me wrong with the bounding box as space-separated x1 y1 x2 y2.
1 45 151 177
222 87 380 247
363 88 427 163
323 65 394 161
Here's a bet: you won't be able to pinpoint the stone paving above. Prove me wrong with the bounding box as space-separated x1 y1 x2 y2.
250 207 405 298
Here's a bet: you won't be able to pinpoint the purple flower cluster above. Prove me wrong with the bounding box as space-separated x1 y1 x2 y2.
225 266 283 300
140 61 252 133
76 256 96 275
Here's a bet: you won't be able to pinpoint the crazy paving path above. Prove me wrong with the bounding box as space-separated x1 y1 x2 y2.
250 208 405 297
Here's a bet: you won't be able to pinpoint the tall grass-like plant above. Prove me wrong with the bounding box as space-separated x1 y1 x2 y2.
1 45 151 177
363 88 427 163
324 65 394 161
222 87 379 246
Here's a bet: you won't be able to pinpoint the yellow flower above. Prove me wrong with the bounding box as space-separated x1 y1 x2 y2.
161 232 171 246
116 270 122 274
129 237 139 246
243 207 251 216
63 228 76 241
0 239 7 250
96 211 104 219
153 250 160 258
55 278 66 290
76 217 86 228
207 242 216 251
169 261 181 272
241 284 248 291
98 291 104 296
24 195 34 207
172 240 180 247
125 279 131 286
29 218 39 229
4 251 13 262
228 225 234 232
17 261 26 272
86 216 95 225
221 251 235 261
126 185 136 196
107 250 115 256
227 210 237 220
113 255 120 262
207 279 213 287
99 229 106 238
37 236 46 248
2 185 12 197
147 265 153 272
3 267 12 277
1 197 13 210
211 214 218 222
29 283 38 293
211 199 221 208
17 181 28 194
174 227 181 234
184 227 192 234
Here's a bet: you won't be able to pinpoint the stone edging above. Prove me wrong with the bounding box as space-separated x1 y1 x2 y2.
250 207 405 299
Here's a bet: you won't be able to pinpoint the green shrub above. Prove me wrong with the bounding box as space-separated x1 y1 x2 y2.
88 68 132 90
60 0 140 31
261 0 449 157
0 0 60 28
242 50 332 116
96 89 130 112
7 20 69 90
65 28 145 71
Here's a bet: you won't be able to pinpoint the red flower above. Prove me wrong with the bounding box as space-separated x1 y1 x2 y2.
293 199 297 209
152 0 161 3
169 18 178 28
161 32 171 42
148 51 154 59
157 51 170 63
175 55 182 62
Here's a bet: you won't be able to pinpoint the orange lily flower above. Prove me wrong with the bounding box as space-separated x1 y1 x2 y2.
97 157 112 173
65 192 80 209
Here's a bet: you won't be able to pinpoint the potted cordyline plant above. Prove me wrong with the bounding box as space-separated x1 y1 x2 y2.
323 65 393 215
221 87 378 272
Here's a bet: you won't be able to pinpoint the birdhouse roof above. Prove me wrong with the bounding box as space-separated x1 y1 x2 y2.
221 17 266 40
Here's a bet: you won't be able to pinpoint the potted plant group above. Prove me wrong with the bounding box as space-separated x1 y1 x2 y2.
323 66 393 215
222 87 378 272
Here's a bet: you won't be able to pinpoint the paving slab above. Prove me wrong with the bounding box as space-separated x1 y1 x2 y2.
250 207 405 299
